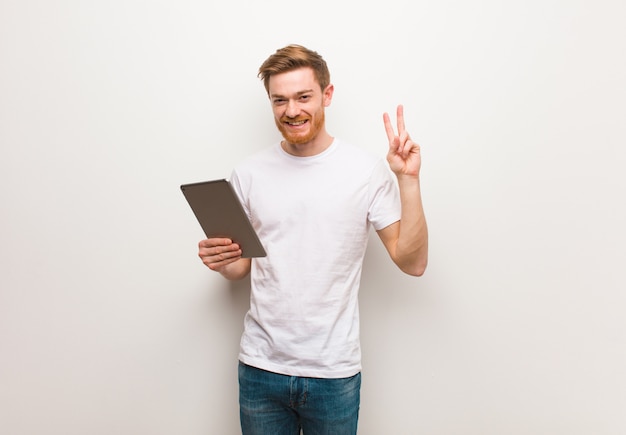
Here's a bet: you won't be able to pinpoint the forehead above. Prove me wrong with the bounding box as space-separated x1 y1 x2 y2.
268 67 321 96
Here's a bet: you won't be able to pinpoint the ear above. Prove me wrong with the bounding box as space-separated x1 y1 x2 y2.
322 84 334 107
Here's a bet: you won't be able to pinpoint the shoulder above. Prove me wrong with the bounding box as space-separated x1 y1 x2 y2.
334 138 381 166
232 143 281 177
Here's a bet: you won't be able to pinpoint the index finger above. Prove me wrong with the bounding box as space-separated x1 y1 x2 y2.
383 111 396 142
199 238 233 248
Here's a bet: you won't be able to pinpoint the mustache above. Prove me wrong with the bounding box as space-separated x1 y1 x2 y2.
281 116 309 122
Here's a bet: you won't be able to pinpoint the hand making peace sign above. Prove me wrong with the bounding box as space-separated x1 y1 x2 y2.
383 105 421 177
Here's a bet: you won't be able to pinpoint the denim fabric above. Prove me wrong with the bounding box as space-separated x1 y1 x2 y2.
238 362 361 435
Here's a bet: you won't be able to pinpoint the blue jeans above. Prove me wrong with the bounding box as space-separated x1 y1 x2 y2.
238 362 361 435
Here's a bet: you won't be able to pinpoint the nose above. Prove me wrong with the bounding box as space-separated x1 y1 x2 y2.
285 100 299 118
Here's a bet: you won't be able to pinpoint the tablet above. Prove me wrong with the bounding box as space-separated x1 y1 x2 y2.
180 179 267 258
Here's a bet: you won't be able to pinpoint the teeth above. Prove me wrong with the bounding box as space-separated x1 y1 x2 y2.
288 120 306 126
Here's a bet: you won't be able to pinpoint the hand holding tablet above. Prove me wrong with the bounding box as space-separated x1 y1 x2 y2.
180 179 266 258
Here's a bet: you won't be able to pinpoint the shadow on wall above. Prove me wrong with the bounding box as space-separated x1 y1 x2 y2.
228 276 251 319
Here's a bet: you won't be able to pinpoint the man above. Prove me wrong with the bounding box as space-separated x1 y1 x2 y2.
198 44 428 434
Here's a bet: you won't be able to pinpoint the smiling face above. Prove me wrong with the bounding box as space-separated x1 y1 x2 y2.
268 67 334 157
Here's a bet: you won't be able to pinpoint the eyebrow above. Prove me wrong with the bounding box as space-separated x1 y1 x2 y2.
270 89 315 99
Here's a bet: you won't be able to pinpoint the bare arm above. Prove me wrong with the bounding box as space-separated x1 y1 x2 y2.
198 238 251 280
377 105 429 276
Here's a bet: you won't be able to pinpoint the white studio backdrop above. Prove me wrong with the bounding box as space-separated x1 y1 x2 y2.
1 1 625 434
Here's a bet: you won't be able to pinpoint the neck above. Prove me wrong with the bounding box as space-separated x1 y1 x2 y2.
281 131 334 157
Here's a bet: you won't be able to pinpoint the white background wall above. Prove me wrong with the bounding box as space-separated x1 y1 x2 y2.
1 1 625 434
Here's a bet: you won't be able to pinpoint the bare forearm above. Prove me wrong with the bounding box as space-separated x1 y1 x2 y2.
215 258 251 281
395 174 428 275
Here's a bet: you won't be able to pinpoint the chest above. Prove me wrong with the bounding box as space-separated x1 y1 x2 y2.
247 170 370 230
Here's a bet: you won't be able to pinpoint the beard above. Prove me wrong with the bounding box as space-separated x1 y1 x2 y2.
275 109 325 145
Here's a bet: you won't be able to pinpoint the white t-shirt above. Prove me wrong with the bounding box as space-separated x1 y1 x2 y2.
230 139 400 378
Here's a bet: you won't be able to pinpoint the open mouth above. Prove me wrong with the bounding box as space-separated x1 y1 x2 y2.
284 119 308 126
